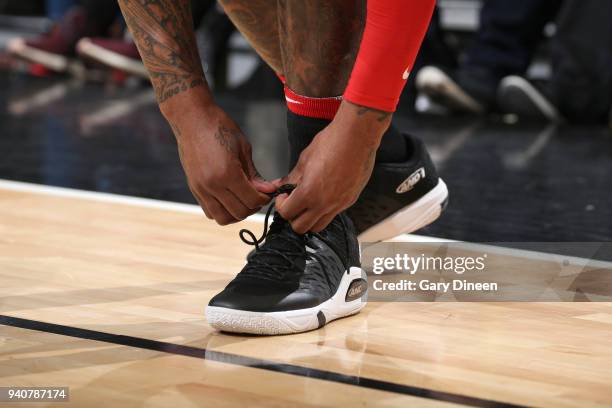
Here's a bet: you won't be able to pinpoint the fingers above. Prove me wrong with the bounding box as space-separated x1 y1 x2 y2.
199 200 213 220
274 192 288 211
273 155 304 191
274 173 298 190
189 183 238 225
287 209 319 235
310 212 336 233
230 172 270 210
203 195 238 225
281 208 336 235
215 189 255 221
186 184 213 220
239 139 277 194
251 177 277 194
276 187 337 234
275 184 309 222
208 171 271 223
270 178 283 189
193 163 271 226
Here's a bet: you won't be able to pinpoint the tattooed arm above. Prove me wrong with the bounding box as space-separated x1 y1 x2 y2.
118 0 208 108
119 0 274 225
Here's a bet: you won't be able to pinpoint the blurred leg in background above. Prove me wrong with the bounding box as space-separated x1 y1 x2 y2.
498 0 612 123
46 0 76 21
6 0 224 81
7 0 119 74
416 0 562 114
76 0 219 80
402 7 458 113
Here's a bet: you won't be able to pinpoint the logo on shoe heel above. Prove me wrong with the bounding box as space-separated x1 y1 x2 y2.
396 167 426 194
345 279 368 302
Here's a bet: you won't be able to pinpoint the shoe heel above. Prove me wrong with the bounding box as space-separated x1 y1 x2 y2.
358 179 448 242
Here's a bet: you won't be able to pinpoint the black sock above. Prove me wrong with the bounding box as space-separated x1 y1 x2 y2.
286 110 412 168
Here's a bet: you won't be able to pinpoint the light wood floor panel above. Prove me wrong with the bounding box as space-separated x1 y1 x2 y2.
3 326 460 408
1 184 611 407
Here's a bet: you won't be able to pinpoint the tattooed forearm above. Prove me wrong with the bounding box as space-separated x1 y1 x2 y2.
118 0 205 104
214 125 241 153
356 106 392 122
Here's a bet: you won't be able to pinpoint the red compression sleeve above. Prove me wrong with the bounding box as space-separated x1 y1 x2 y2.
344 0 435 112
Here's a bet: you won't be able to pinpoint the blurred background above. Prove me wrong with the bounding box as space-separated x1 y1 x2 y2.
0 0 610 242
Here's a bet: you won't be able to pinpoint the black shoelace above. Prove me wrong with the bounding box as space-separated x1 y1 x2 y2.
236 184 332 284
239 184 296 250
235 184 305 282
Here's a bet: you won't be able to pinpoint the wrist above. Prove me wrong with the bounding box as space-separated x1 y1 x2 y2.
164 99 223 144
160 79 215 123
334 100 392 145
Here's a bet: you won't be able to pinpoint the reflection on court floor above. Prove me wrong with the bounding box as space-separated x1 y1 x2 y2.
1 180 611 408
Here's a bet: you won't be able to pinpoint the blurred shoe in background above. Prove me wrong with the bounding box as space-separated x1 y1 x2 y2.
498 76 562 122
415 66 497 114
414 0 563 116
76 37 147 79
6 7 88 73
399 6 458 113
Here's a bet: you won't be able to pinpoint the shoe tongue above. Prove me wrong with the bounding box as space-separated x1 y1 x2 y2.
267 211 292 233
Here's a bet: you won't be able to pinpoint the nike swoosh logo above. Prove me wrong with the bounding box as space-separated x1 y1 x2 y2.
285 96 303 104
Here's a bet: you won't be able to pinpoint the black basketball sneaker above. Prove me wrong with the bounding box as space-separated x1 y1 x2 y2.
286 111 447 243
348 133 448 242
206 186 367 335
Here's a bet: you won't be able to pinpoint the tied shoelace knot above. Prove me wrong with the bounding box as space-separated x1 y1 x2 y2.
236 184 337 286
239 184 296 250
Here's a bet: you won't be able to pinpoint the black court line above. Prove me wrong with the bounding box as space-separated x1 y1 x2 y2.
1 315 524 408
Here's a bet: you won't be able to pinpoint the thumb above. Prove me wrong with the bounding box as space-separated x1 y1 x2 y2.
252 176 277 194
274 193 289 210
270 177 284 189
276 163 303 189
273 169 302 215
240 141 276 194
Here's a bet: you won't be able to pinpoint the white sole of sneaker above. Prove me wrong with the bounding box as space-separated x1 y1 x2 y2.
206 266 367 335
498 76 562 122
7 38 86 76
358 178 448 242
7 38 69 72
76 38 148 78
416 66 484 113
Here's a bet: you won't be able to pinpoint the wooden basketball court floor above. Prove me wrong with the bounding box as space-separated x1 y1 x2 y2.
1 179 611 408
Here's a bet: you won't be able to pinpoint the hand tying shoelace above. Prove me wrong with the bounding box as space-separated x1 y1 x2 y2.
233 183 310 284
235 183 340 288
206 181 363 335
239 183 296 250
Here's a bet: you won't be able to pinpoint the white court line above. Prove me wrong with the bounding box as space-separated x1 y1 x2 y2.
1 178 611 269
0 178 210 216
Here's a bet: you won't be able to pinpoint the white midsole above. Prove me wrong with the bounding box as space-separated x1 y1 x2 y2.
76 39 148 78
206 266 366 335
358 179 448 243
498 75 562 122
7 38 69 72
416 66 484 113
